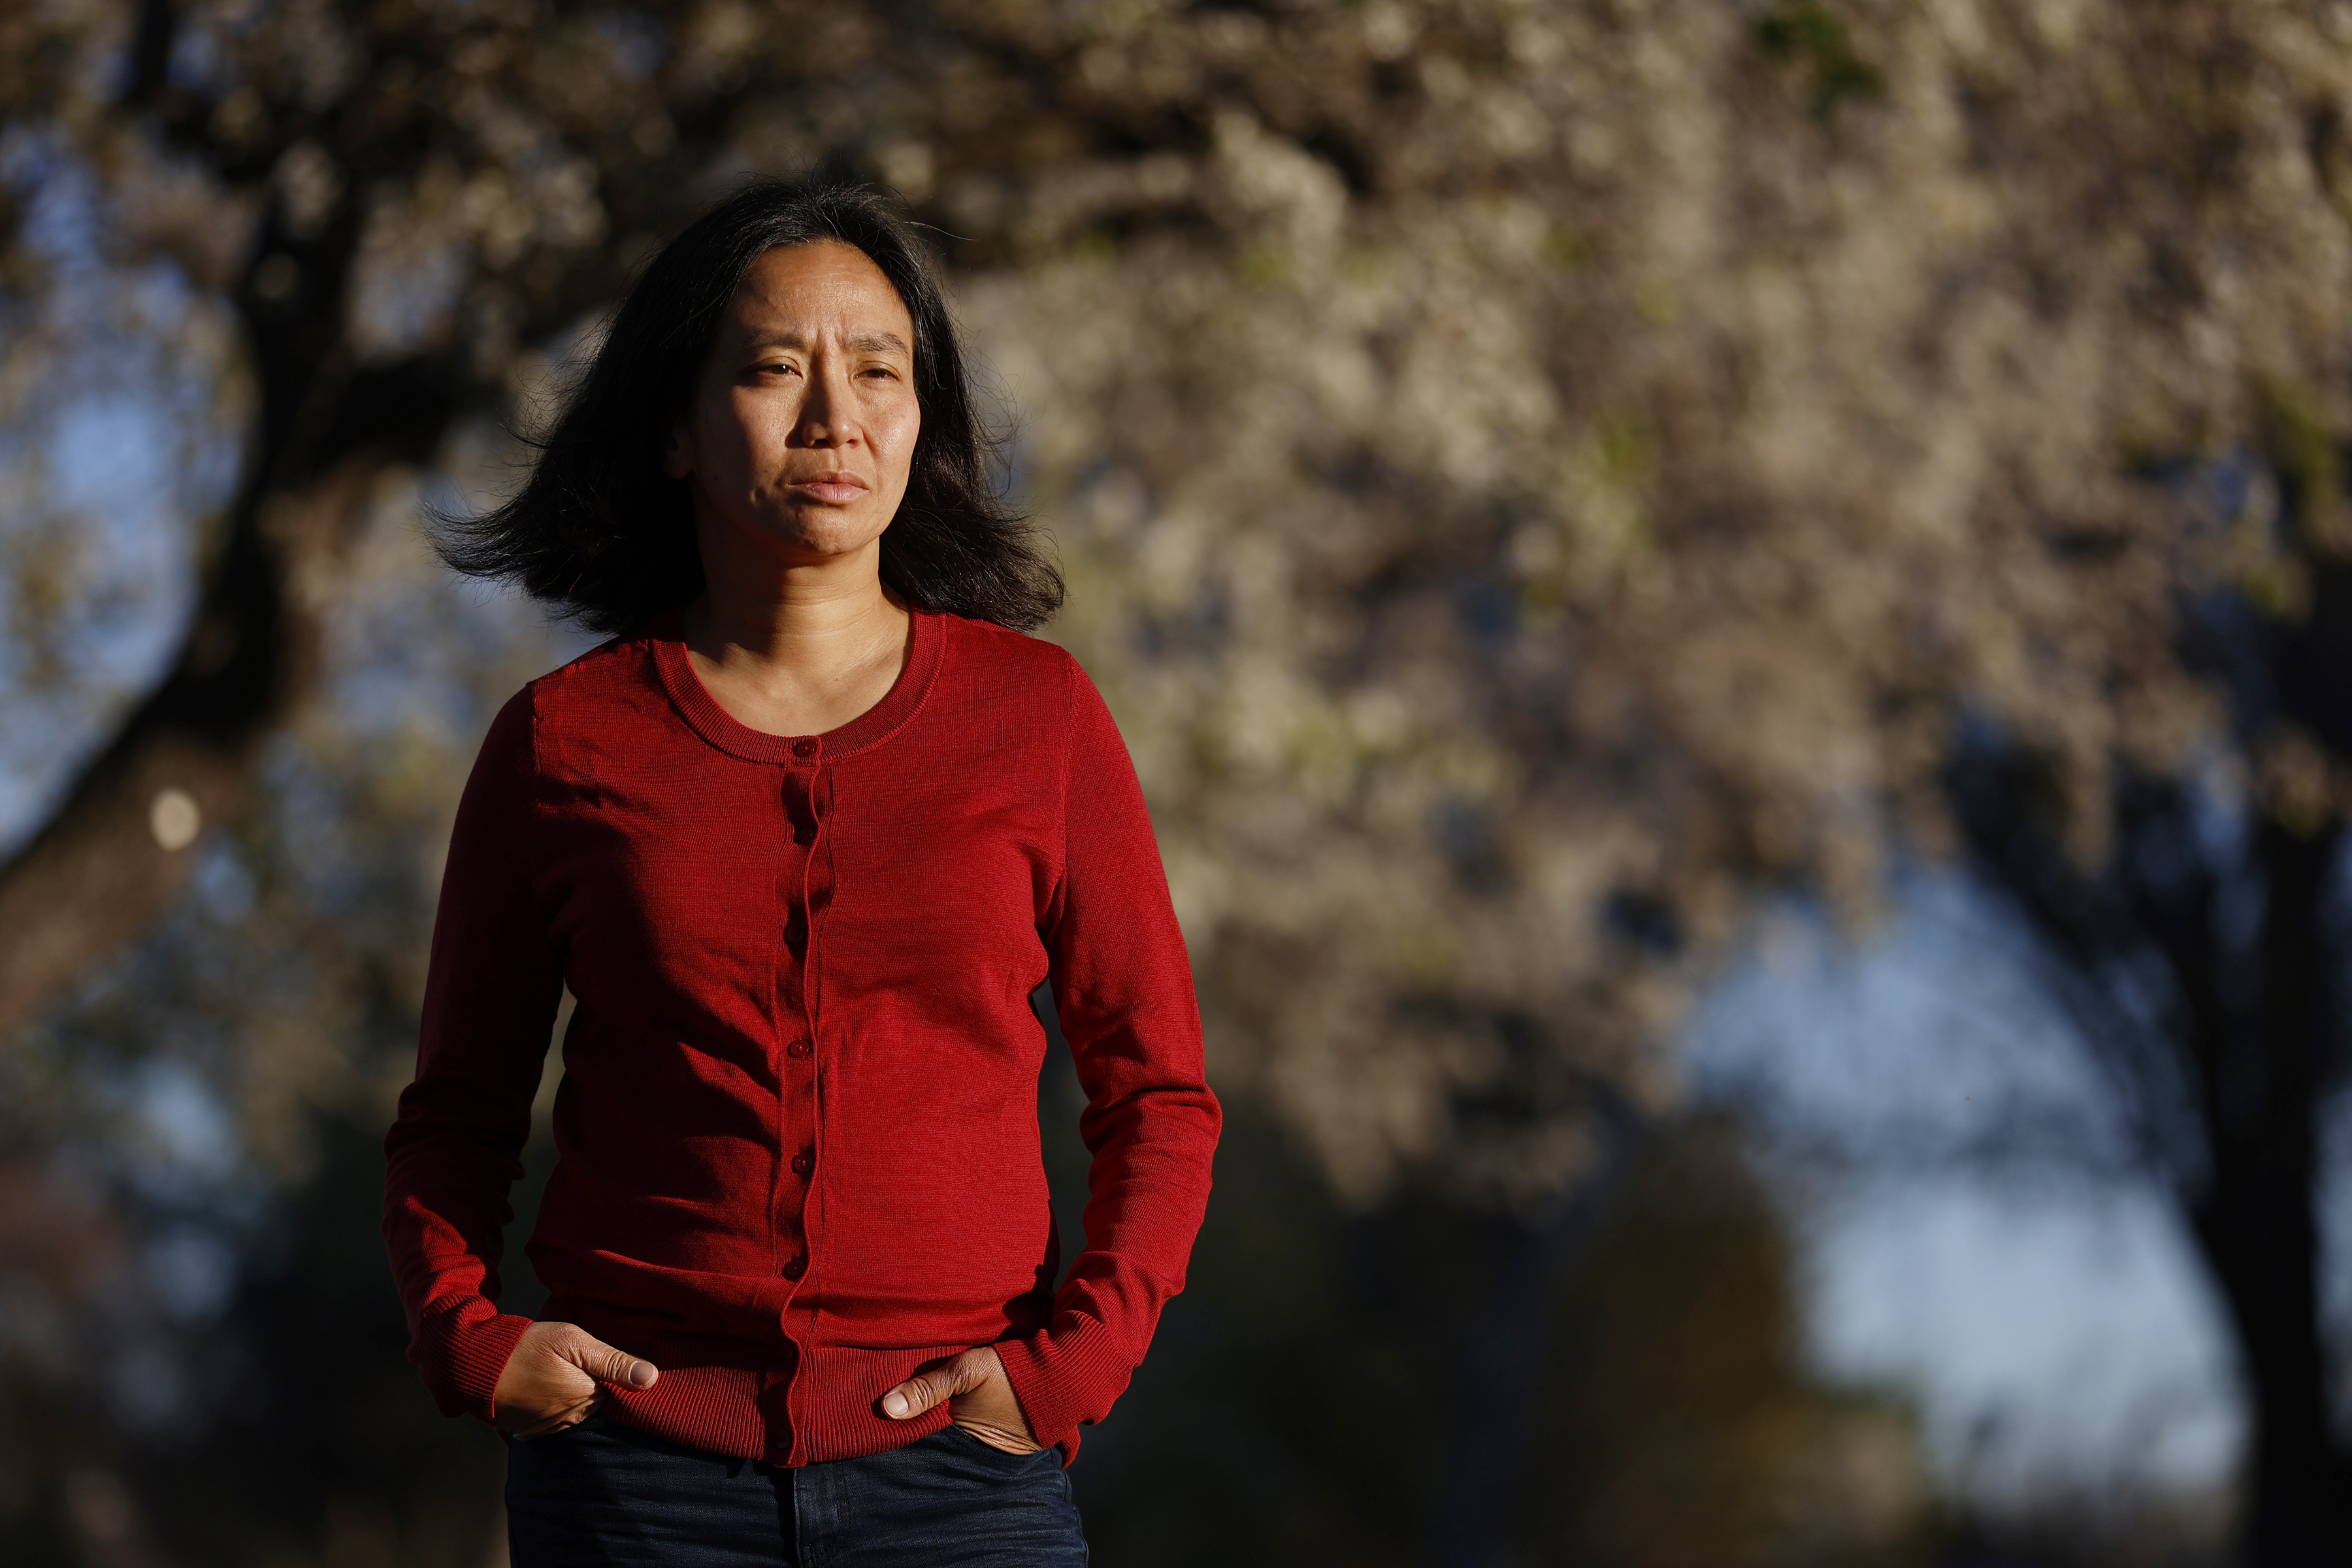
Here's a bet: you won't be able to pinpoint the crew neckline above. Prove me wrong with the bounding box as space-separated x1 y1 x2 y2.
648 606 945 766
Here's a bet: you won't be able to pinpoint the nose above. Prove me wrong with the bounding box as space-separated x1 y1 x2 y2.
794 354 858 449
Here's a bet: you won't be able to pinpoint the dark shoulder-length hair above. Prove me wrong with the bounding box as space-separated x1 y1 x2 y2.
434 177 1061 633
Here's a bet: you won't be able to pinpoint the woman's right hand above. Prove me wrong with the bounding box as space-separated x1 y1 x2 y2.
491 1321 661 1439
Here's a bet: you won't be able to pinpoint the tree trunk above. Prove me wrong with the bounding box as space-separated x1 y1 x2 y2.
0 456 383 1042
1428 1098 1644 1567
1954 757 2351 1565
2184 814 2348 1567
0 106 470 1044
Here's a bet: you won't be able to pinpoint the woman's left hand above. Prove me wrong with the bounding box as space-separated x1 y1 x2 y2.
881 1346 1043 1454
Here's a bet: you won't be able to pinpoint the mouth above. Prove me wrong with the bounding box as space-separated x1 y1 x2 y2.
789 471 870 504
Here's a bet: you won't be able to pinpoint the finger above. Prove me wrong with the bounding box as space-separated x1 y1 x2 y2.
953 1420 1043 1456
882 1349 990 1420
508 1398 593 1440
557 1327 660 1390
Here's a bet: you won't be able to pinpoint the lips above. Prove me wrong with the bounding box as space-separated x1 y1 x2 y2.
789 471 869 504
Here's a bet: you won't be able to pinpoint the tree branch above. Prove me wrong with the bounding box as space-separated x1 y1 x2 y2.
0 455 384 1042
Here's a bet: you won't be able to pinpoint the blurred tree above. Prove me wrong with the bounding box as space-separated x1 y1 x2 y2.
7 0 2352 1561
1516 1118 1933 1568
1946 446 2352 1566
0 487 578 1563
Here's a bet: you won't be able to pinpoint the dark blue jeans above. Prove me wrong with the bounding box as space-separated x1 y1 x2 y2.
506 1416 1088 1567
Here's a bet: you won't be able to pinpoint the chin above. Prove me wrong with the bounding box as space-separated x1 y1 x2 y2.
755 509 892 561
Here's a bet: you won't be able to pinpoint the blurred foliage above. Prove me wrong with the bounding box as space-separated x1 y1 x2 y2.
0 503 578 1565
1070 1111 1937 1568
12 0 2352 1201
1519 1122 1929 1568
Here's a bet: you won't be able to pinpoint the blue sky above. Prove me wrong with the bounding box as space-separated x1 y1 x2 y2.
1687 870 2352 1505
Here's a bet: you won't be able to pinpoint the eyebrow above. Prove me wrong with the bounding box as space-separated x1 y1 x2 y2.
740 329 911 357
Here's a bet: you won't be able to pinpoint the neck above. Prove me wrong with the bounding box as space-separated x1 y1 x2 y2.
685 532 902 674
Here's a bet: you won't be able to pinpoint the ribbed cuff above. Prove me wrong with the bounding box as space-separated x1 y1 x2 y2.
993 1313 1133 1463
411 1296 534 1423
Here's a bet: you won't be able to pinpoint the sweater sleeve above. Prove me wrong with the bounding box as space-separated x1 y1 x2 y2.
994 657 1222 1454
382 687 562 1422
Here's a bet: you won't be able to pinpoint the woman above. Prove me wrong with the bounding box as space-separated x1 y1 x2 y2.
382 178 1220 1567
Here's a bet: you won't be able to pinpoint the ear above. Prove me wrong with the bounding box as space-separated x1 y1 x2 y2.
660 422 693 481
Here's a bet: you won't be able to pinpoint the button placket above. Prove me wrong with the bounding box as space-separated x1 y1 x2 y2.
776 753 823 1299
791 765 836 1282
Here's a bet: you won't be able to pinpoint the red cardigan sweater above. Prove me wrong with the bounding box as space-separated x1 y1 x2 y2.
382 608 1220 1465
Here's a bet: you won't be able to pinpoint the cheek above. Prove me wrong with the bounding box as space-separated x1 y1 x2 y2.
735 395 799 461
692 394 769 482
878 402 923 487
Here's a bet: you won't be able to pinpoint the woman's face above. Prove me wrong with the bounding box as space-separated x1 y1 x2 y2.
663 240 921 569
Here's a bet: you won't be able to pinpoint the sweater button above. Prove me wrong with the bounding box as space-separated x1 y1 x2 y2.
786 1040 811 1060
792 1151 813 1175
782 1253 808 1280
792 739 818 759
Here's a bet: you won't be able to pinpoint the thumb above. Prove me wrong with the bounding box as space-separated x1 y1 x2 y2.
559 1327 660 1391
881 1348 991 1420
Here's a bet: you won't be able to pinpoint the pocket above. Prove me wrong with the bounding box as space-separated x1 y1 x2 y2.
519 1411 609 1443
940 1422 1050 1467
